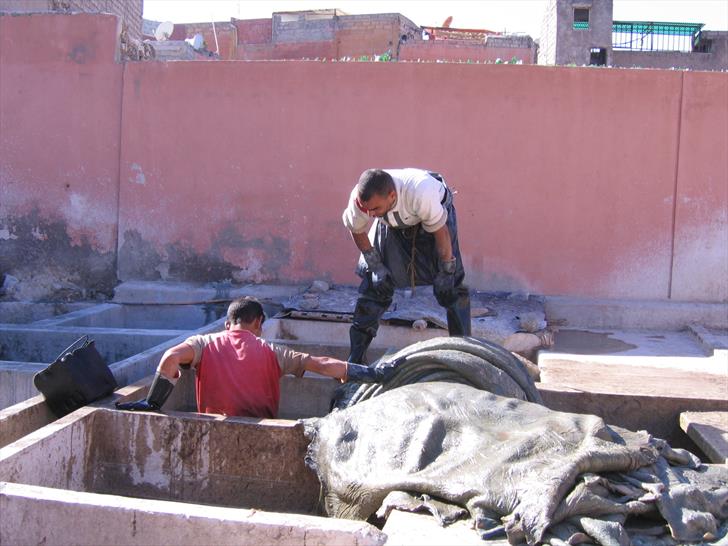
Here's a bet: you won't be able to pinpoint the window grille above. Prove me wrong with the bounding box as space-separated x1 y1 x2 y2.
573 8 590 30
612 21 703 52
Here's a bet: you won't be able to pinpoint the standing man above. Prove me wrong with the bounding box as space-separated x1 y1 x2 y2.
342 168 471 364
116 296 390 417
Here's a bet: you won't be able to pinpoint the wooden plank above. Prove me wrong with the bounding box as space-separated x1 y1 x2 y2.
680 411 728 464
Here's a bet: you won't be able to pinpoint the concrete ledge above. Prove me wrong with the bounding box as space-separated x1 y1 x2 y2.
688 324 728 358
270 317 445 349
539 383 728 447
0 482 387 546
0 302 94 324
0 324 185 363
0 394 56 450
544 296 728 330
0 361 45 409
112 281 303 305
30 303 120 327
680 411 728 465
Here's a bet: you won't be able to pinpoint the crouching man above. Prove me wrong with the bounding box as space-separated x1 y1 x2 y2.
116 296 387 418
342 168 471 363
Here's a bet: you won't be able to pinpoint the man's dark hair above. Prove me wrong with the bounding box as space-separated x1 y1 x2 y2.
227 296 265 325
357 169 395 202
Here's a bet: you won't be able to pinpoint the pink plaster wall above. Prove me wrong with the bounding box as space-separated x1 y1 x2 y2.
117 61 689 299
671 72 728 302
0 13 123 295
2 14 726 302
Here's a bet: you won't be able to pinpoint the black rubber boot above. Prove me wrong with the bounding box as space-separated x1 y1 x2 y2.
349 290 390 364
348 327 374 364
446 292 471 336
115 372 176 412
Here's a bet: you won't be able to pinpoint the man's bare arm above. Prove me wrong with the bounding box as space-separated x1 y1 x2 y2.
302 355 348 380
432 224 453 263
303 355 394 384
351 230 373 253
157 342 195 380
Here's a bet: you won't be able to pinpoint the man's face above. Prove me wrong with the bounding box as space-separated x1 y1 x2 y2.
358 190 396 218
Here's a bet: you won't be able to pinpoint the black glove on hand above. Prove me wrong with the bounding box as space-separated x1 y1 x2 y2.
346 362 396 383
363 248 395 298
115 372 175 412
433 257 458 307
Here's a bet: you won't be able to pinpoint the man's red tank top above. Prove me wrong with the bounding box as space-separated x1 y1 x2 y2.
195 330 281 418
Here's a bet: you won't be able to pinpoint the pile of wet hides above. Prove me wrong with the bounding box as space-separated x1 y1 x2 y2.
303 338 728 545
332 336 543 409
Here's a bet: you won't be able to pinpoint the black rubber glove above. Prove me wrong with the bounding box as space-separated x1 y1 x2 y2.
433 257 458 307
346 362 396 383
363 248 395 298
116 372 175 412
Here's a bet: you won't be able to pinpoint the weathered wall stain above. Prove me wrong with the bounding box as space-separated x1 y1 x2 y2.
0 210 117 300
118 228 291 284
68 42 93 64
117 230 163 281
83 410 321 513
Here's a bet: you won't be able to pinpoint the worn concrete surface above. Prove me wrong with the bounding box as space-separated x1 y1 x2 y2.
0 325 182 364
0 482 387 546
544 296 728 330
112 280 303 306
0 406 275 499
32 302 228 330
540 328 728 376
680 411 728 465
538 327 728 444
0 302 94 324
86 409 322 513
0 361 44 409
689 324 728 358
0 394 56 451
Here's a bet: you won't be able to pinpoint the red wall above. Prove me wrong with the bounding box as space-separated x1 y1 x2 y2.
234 19 272 44
0 13 123 295
2 14 726 302
671 72 728 301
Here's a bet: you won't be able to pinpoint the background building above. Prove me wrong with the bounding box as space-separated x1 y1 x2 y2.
1 0 143 41
143 9 538 64
539 0 728 70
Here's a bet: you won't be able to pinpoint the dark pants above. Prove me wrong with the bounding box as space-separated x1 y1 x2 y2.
349 178 471 363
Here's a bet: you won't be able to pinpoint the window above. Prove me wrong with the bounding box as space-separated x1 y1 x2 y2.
574 8 590 30
589 47 606 65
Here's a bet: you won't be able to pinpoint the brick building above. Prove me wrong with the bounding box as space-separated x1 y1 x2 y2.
146 9 538 64
1 0 143 42
539 0 728 70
